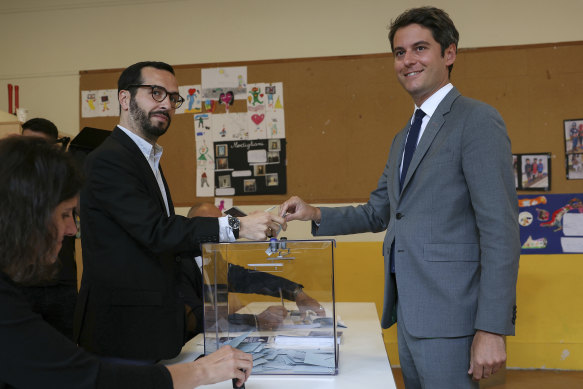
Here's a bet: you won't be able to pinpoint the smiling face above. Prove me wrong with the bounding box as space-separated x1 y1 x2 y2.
119 66 179 143
49 196 78 262
393 23 456 107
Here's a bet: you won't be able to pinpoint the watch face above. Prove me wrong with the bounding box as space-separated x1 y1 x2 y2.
229 216 240 229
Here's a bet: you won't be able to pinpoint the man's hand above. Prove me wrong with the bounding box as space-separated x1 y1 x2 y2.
239 211 286 240
167 345 252 389
279 196 321 223
468 330 506 381
256 305 288 330
295 291 326 318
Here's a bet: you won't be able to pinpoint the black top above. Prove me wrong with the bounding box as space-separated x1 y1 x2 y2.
0 271 172 389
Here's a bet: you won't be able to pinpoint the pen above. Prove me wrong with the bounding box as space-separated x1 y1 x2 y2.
279 287 285 309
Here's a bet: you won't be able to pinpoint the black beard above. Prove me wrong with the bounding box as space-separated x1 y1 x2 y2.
129 97 170 140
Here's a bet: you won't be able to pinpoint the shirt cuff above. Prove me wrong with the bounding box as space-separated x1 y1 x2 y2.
218 216 236 242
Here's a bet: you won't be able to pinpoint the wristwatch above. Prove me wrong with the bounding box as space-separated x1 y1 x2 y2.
228 215 240 239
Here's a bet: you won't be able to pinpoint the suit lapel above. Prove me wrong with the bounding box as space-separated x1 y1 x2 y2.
392 130 408 200
400 88 460 193
159 166 175 216
112 127 171 215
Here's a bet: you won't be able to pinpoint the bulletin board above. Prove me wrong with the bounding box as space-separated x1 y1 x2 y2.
79 41 583 207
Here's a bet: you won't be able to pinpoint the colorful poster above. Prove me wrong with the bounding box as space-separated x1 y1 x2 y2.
519 193 583 254
81 89 119 118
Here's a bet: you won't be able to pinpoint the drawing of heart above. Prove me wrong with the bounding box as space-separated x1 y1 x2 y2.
251 114 265 125
219 92 234 105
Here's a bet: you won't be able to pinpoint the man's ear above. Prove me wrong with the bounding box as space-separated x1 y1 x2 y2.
445 43 457 66
119 89 131 111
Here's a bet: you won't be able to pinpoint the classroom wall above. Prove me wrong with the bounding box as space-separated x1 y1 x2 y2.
4 0 582 370
1 0 583 135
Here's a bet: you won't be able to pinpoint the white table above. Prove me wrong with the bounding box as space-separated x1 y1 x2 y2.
162 302 396 388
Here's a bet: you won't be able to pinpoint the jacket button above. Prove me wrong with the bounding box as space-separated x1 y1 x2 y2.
396 213 403 220
175 256 181 263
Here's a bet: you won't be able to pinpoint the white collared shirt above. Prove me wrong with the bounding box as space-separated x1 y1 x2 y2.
400 83 454 176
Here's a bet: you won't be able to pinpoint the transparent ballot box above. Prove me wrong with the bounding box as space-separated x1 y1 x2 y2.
202 239 338 375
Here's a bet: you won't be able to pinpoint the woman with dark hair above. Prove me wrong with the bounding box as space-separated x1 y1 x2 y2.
0 136 251 389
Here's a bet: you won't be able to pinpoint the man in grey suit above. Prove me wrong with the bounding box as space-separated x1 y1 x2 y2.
280 7 520 388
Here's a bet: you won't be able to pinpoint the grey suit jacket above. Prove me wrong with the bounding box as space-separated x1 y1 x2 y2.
314 87 520 338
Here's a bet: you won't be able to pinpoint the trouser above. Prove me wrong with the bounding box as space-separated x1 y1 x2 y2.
396 301 478 389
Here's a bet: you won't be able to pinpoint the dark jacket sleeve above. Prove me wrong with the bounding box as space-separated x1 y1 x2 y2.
0 273 172 389
227 263 302 301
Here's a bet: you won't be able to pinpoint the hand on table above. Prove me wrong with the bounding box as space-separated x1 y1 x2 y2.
256 305 288 330
295 290 326 319
167 345 252 389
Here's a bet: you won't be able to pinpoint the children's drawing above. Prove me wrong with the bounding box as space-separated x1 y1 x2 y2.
81 89 119 118
176 85 202 114
196 167 214 197
266 110 285 139
194 113 211 137
211 113 248 141
265 82 284 112
246 83 267 138
218 91 235 113
197 140 214 166
202 67 247 100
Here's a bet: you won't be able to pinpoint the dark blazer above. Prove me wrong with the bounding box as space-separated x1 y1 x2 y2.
74 127 220 360
0 271 172 389
315 88 520 338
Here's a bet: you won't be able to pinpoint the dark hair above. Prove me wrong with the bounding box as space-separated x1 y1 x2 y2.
388 7 459 76
0 136 84 284
21 118 59 140
117 61 175 97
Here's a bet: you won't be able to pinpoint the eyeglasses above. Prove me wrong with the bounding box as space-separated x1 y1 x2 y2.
126 84 184 109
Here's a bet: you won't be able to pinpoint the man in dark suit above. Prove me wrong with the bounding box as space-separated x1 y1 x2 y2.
280 7 520 388
75 61 285 363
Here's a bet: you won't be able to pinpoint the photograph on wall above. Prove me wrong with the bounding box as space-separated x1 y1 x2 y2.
516 153 551 191
518 193 583 254
564 118 583 180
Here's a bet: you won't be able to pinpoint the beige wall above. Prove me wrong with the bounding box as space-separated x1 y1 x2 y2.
1 0 583 135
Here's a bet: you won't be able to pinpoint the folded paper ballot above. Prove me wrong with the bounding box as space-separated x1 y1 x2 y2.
274 331 342 347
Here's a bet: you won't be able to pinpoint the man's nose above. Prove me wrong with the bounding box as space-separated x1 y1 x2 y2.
403 50 416 66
